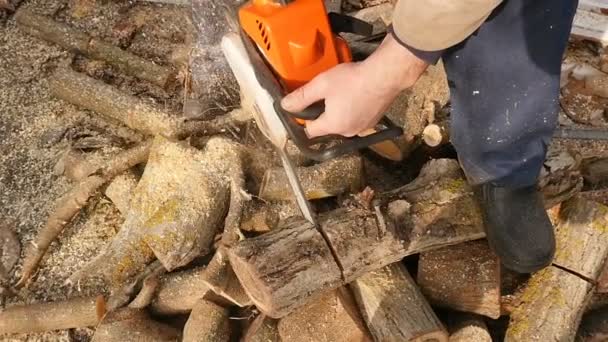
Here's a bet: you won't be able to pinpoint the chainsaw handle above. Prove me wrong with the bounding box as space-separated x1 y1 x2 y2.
286 101 324 120
274 102 403 161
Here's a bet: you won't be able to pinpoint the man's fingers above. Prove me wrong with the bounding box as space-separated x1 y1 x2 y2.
281 75 327 113
304 116 331 138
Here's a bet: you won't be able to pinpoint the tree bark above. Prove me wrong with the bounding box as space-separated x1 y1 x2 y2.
228 159 486 318
350 262 449 342
15 8 176 88
182 299 231 342
259 155 363 201
417 240 501 319
278 287 373 342
0 296 101 334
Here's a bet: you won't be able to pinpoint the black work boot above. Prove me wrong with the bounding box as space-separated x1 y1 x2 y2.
473 183 555 273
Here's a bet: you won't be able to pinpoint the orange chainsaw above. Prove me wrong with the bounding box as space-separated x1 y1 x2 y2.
221 0 402 224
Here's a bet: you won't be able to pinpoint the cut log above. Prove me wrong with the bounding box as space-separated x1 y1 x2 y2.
105 170 139 215
241 202 281 233
50 68 247 139
182 298 231 342
539 149 584 209
228 159 486 317
150 266 209 315
422 122 449 147
350 262 449 342
259 154 363 201
0 296 100 334
506 266 593 341
447 314 492 342
15 8 176 88
278 287 373 342
417 240 501 319
506 196 608 341
92 308 180 342
572 8 608 46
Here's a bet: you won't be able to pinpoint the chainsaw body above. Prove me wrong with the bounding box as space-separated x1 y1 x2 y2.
232 0 404 161
239 0 351 91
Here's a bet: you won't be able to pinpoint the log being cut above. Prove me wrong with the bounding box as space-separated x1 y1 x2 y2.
228 158 486 317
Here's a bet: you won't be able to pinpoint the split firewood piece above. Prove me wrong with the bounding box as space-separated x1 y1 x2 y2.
71 136 243 287
182 298 231 342
128 273 160 309
539 149 584 209
447 314 492 342
350 262 449 342
50 68 248 139
278 287 373 342
0 296 101 334
92 308 180 342
104 170 140 215
417 240 501 319
229 159 487 317
201 249 252 307
259 154 363 201
507 196 608 341
577 306 608 342
242 314 280 342
552 196 608 280
15 8 176 88
150 266 209 315
54 149 103 182
16 141 151 288
506 266 593 341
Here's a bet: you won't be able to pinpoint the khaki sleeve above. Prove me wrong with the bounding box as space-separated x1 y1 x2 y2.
391 0 503 51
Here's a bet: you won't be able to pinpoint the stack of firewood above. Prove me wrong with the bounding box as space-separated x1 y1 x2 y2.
2 1 608 341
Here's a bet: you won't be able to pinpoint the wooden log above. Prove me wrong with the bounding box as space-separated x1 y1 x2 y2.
553 196 608 280
259 154 363 201
15 8 176 88
598 262 608 293
278 287 373 342
72 136 239 286
447 314 492 342
582 157 608 187
228 159 487 317
350 262 449 342
506 196 608 341
417 240 501 319
240 202 281 233
0 296 101 334
182 298 231 342
422 122 449 147
506 266 593 341
50 68 247 139
150 266 209 315
92 308 180 342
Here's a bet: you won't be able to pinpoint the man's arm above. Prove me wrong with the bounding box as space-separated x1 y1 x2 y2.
280 0 504 138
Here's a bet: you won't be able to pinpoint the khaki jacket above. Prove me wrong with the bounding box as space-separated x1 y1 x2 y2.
391 0 503 51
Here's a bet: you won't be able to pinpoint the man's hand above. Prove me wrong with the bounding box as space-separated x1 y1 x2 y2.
280 34 430 138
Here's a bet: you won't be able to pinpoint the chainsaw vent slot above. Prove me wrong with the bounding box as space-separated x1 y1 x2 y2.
255 20 271 51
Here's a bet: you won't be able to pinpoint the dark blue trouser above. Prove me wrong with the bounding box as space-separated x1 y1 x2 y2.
442 0 578 186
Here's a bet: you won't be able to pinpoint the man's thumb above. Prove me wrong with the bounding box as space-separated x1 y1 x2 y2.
281 77 325 113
